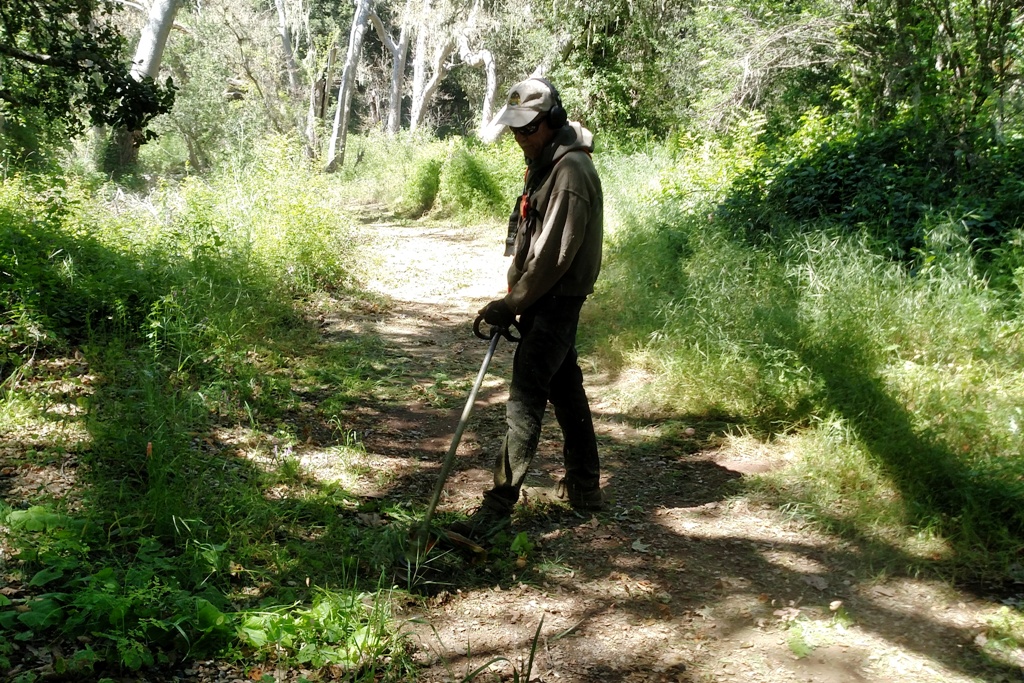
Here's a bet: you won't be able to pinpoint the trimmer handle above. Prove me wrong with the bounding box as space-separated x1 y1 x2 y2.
473 314 522 342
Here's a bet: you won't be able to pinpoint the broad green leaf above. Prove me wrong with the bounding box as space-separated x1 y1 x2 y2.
238 625 268 647
0 610 18 629
195 598 226 632
18 598 64 629
29 566 64 587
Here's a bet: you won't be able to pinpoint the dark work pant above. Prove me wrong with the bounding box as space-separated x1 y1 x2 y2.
483 295 601 512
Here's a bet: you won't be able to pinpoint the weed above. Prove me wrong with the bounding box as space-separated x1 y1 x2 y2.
450 616 545 683
589 126 1024 580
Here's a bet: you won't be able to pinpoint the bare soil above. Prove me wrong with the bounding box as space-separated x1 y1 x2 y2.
335 218 1023 683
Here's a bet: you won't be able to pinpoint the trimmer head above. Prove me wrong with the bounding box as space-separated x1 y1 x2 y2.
392 524 488 589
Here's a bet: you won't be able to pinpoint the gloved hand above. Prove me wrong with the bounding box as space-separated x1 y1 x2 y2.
479 299 515 328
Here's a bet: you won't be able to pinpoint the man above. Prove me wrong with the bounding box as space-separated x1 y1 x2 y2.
453 78 604 541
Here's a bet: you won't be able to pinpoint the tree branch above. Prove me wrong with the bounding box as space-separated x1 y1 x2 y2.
0 42 61 67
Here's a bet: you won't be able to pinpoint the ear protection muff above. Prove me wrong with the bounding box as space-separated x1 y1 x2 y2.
534 77 567 129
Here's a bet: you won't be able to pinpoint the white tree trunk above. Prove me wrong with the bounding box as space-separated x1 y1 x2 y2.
130 0 180 80
274 0 301 94
306 45 335 156
370 3 412 136
326 0 373 170
409 15 455 133
457 36 497 139
115 0 180 166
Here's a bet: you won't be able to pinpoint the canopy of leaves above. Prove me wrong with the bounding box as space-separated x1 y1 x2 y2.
0 0 175 157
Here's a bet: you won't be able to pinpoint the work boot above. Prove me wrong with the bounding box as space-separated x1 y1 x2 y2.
556 478 606 511
448 504 511 542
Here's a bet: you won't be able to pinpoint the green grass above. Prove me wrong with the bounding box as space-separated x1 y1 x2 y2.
0 141 428 676
588 121 1024 582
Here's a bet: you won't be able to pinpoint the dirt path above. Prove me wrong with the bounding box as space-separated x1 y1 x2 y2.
334 218 1022 683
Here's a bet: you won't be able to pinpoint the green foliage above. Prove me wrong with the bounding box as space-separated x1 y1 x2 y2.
0 0 175 165
0 175 161 357
841 0 1022 134
141 7 281 173
345 132 519 220
719 111 1024 283
435 139 509 218
236 587 402 671
591 124 1024 578
398 156 443 218
521 0 691 136
1 506 233 671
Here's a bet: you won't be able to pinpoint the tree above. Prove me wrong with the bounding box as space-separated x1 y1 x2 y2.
112 0 182 166
370 0 413 136
306 42 337 157
274 0 303 95
516 0 691 134
408 0 457 131
326 0 373 170
0 0 175 161
843 0 1023 139
456 0 498 138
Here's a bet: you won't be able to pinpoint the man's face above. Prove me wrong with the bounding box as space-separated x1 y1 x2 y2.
511 113 556 161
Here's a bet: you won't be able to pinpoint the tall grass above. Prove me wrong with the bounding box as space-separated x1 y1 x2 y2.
0 138 419 675
325 130 521 220
591 123 1024 579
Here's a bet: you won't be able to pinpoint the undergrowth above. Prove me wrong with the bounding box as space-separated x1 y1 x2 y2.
590 114 1024 582
0 139 421 677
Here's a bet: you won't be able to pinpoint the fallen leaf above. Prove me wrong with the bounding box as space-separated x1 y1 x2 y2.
632 539 651 553
357 512 384 527
802 574 828 591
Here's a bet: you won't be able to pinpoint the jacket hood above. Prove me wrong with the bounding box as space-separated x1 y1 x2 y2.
527 122 594 172
551 122 594 160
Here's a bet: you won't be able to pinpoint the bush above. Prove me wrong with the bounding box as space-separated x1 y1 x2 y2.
718 112 1024 286
398 155 443 218
435 138 514 218
0 175 164 356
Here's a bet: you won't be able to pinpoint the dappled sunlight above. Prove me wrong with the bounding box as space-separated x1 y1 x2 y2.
3 166 1022 680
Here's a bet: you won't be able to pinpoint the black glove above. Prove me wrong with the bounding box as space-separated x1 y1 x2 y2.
479 299 515 328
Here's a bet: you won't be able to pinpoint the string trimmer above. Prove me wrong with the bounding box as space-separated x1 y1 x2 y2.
397 315 520 581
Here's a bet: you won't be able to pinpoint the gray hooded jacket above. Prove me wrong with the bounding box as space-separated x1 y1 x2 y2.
504 122 603 313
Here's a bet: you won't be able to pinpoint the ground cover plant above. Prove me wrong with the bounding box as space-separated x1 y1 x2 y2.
589 113 1024 584
0 142 433 677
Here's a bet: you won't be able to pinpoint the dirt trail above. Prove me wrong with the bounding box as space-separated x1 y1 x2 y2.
335 218 1022 683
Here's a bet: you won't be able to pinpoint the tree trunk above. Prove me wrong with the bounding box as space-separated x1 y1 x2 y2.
409 9 455 133
370 3 412 136
457 37 497 139
112 0 181 168
326 0 372 171
274 0 301 95
305 45 335 158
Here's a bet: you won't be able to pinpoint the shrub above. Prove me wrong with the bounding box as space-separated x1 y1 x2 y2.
718 112 1024 287
435 138 509 218
398 155 443 218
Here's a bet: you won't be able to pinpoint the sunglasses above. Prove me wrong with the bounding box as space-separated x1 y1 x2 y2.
511 117 544 136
